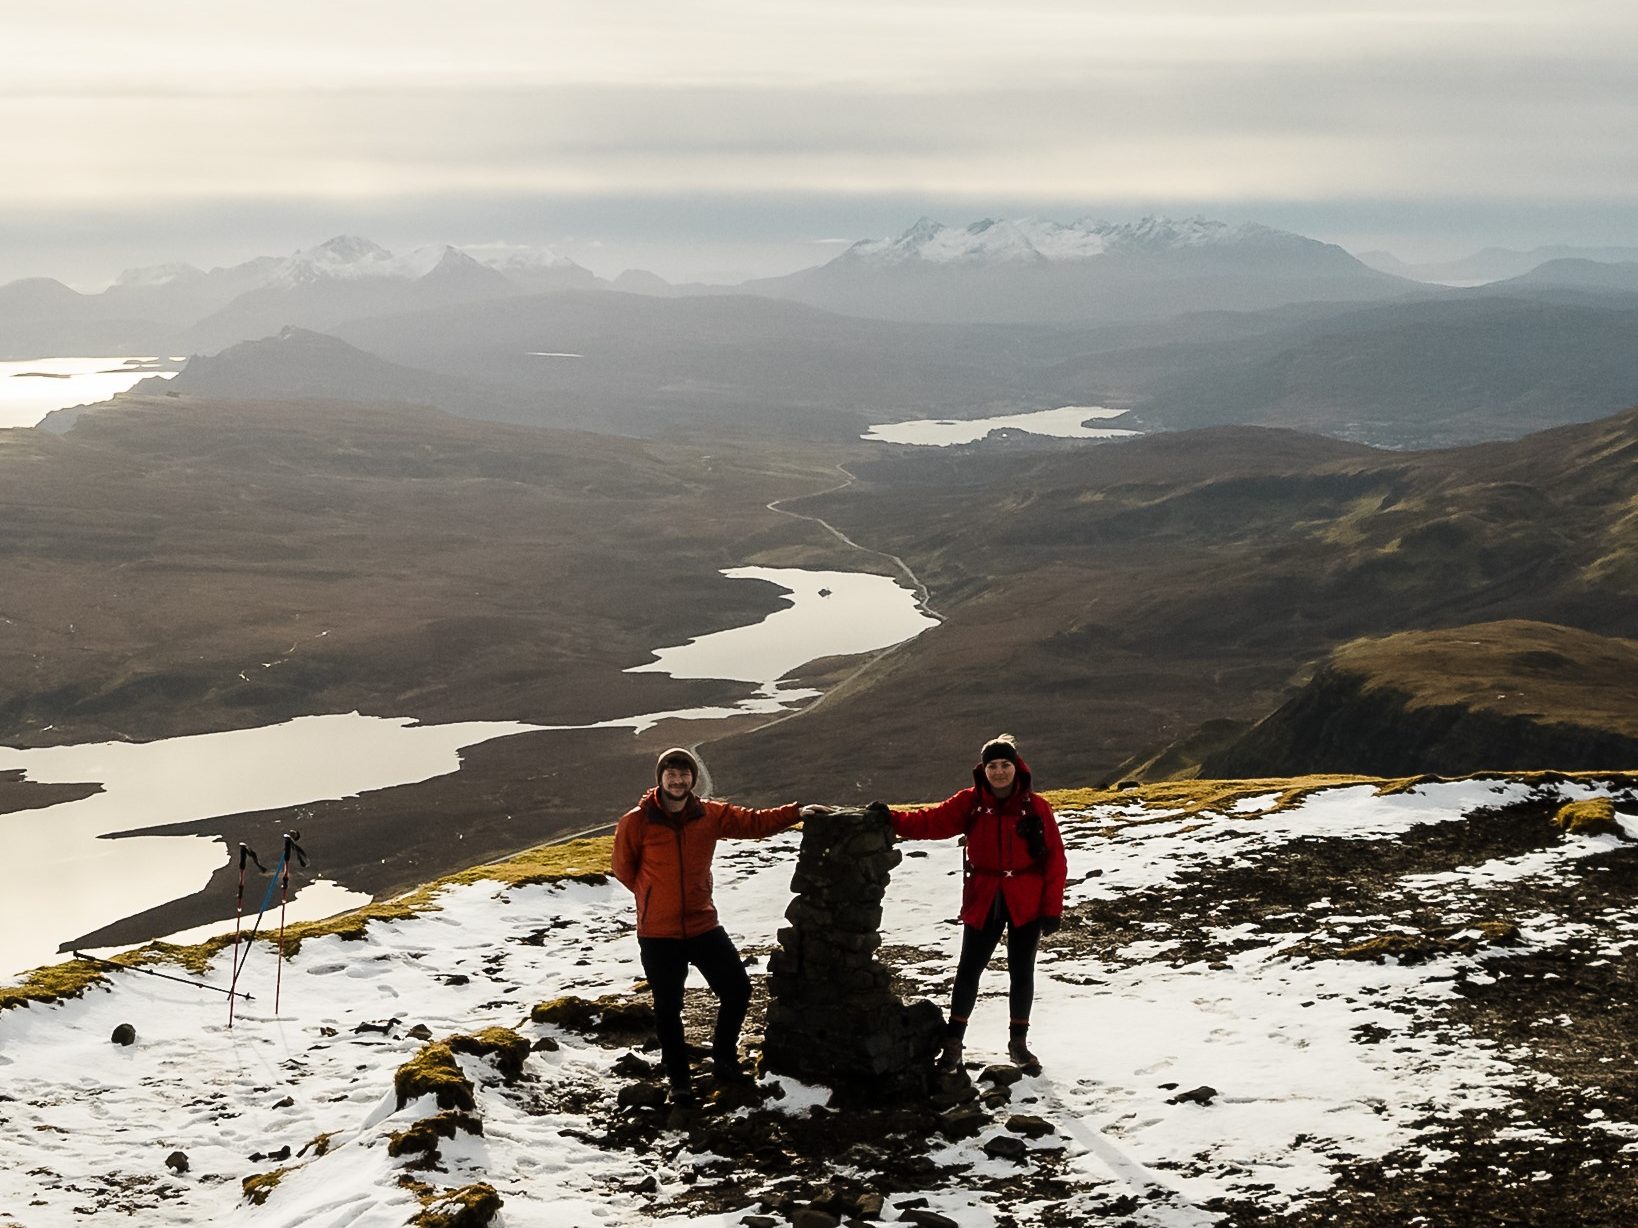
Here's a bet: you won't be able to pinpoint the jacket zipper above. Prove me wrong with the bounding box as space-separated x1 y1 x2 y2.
674 823 689 938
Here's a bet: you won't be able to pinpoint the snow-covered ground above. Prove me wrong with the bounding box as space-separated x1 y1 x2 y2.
2 777 1633 1226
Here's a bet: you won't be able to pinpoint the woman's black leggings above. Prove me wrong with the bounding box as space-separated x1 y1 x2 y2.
950 895 1041 1026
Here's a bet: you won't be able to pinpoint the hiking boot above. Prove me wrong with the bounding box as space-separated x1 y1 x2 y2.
712 1054 753 1086
668 1073 697 1107
1007 1038 1042 1076
937 1038 964 1073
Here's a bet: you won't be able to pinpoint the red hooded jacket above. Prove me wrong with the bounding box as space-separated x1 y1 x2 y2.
891 755 1067 928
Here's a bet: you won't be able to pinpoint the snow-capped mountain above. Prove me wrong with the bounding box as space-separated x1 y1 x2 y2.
114 238 476 292
0 238 601 355
475 246 602 294
746 215 1423 325
110 262 208 290
179 240 526 354
838 215 1305 267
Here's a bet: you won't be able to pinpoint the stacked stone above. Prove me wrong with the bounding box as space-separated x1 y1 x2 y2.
762 808 944 1099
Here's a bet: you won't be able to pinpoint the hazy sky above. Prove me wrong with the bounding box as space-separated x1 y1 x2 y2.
8 0 1637 286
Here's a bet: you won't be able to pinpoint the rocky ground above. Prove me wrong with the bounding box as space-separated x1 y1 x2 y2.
0 774 1633 1227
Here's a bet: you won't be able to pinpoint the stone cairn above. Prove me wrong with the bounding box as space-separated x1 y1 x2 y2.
762 808 944 1099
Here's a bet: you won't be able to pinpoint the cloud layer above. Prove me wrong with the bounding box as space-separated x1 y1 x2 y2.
7 0 1637 281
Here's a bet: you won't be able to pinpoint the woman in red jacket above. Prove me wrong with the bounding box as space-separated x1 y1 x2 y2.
885 734 1067 1075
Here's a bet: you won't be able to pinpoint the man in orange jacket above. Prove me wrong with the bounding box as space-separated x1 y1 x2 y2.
612 746 832 1104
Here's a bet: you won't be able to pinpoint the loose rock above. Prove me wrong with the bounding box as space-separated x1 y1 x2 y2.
1169 1085 1218 1106
982 1133 1028 1162
1006 1114 1055 1139
979 1064 1023 1087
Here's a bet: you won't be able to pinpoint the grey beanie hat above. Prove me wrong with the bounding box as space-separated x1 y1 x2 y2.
655 747 701 785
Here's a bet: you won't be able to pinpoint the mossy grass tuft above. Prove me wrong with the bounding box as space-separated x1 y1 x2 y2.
413 1181 504 1228
1044 771 1638 828
300 1132 335 1158
394 1042 476 1112
241 1166 291 1206
531 993 654 1034
1555 797 1621 835
1319 920 1520 965
0 958 119 1012
1043 776 1400 823
388 1110 484 1158
447 1027 530 1082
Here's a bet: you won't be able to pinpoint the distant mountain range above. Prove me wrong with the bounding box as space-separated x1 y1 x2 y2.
14 224 1638 363
177 298 1095 439
0 216 1431 356
1492 257 1638 295
0 236 595 358
140 279 1638 449
10 220 1638 451
1358 244 1638 286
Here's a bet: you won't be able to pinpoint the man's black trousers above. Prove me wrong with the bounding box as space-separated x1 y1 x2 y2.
637 925 751 1086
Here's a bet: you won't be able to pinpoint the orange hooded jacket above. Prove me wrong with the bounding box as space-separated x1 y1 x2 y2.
612 749 800 939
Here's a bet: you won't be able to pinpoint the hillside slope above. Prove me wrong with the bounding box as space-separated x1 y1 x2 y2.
332 290 1092 440
708 407 1638 804
1198 621 1638 778
1128 297 1638 446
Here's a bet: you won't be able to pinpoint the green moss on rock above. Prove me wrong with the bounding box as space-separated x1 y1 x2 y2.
1555 797 1620 835
448 1027 530 1083
531 993 654 1034
388 1111 484 1158
394 1042 475 1111
413 1181 504 1228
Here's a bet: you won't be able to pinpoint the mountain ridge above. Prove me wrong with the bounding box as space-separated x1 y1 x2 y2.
1192 621 1638 780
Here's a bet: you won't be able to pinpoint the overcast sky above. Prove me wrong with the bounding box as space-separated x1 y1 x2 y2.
8 0 1637 286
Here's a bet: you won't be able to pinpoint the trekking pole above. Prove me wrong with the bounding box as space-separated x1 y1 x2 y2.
229 841 292 1023
274 831 308 1014
227 843 266 1029
74 951 255 1001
